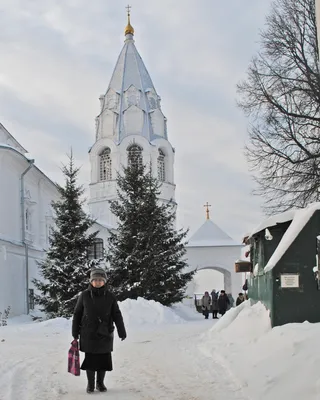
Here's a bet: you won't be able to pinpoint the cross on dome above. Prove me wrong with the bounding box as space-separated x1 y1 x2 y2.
203 202 212 220
125 5 134 36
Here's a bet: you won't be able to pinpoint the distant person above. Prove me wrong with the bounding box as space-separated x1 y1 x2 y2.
236 293 245 306
201 291 211 319
210 289 219 319
242 279 248 291
72 268 127 393
218 290 230 316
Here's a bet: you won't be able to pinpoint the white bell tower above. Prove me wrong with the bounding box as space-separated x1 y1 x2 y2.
88 8 176 227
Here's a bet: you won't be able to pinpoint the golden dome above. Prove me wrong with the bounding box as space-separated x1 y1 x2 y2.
125 6 134 36
125 20 134 36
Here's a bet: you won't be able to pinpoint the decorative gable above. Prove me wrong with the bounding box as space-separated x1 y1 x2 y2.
146 89 159 111
105 89 119 112
100 110 117 138
150 109 165 137
123 105 144 135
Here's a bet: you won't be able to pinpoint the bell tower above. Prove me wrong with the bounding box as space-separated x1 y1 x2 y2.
88 8 176 227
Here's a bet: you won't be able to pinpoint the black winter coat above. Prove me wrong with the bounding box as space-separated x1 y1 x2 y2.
218 294 230 312
72 285 126 354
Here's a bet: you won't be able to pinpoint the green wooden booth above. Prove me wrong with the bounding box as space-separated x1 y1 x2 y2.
237 204 320 327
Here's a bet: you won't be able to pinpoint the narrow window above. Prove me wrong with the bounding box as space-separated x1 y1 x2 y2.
157 149 165 182
99 148 112 181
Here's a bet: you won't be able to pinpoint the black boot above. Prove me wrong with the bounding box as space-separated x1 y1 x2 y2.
96 370 107 392
86 370 95 393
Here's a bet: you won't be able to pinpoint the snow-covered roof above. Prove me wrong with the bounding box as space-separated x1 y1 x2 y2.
0 144 57 190
187 219 241 248
264 203 320 272
249 209 295 238
99 32 167 143
108 36 155 95
0 123 27 154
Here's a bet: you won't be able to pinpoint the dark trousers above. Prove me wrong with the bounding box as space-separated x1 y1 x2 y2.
212 311 218 318
220 309 226 316
203 309 209 319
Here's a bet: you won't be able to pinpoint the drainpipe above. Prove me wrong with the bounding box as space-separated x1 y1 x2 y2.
21 159 35 314
316 0 320 61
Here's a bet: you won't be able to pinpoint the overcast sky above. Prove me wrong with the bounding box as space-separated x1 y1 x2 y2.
0 0 273 242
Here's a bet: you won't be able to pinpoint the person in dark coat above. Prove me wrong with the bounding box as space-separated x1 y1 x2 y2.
218 290 230 316
72 268 127 394
210 289 219 319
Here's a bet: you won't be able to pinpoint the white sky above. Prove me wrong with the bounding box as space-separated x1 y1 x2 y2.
0 0 273 242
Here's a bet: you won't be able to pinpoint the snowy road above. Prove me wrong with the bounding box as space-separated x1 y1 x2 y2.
0 316 248 400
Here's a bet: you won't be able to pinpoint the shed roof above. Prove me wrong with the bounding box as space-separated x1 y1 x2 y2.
264 203 320 272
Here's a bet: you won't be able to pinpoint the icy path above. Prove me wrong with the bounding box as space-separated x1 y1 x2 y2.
0 319 248 400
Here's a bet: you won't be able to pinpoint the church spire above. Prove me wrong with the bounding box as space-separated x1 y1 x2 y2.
125 5 134 36
94 7 169 143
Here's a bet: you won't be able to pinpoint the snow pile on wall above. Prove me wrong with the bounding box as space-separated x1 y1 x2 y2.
119 297 186 327
201 301 320 400
264 202 320 272
211 300 271 344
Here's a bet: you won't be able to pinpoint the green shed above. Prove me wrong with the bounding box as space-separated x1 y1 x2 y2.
247 203 320 327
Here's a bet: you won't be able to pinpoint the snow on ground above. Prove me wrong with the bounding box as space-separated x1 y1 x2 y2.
200 300 320 400
1 298 320 399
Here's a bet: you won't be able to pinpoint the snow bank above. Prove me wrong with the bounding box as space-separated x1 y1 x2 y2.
2 298 188 335
201 301 320 400
119 297 186 327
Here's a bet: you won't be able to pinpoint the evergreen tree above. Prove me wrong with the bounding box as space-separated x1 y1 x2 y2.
107 160 195 306
33 153 100 318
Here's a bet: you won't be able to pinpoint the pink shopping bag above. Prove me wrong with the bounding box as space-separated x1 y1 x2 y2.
68 339 80 376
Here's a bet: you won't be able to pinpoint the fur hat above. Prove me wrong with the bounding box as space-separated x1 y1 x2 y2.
90 268 107 283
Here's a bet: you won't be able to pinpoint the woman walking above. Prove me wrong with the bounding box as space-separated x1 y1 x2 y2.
72 268 127 394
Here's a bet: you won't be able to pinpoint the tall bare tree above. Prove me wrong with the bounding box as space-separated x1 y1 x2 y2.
238 0 320 214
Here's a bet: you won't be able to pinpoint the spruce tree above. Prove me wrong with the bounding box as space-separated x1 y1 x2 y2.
107 160 195 306
33 153 99 318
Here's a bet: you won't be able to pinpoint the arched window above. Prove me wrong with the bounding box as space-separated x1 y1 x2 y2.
87 238 104 260
99 148 112 181
127 144 143 168
157 149 165 182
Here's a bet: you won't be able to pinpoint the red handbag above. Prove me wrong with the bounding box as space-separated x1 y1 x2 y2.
68 339 80 376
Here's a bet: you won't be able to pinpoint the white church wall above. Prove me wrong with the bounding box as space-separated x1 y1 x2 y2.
0 146 59 316
0 241 25 316
0 151 27 242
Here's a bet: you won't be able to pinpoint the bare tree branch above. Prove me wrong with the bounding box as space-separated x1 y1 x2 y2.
238 0 320 214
